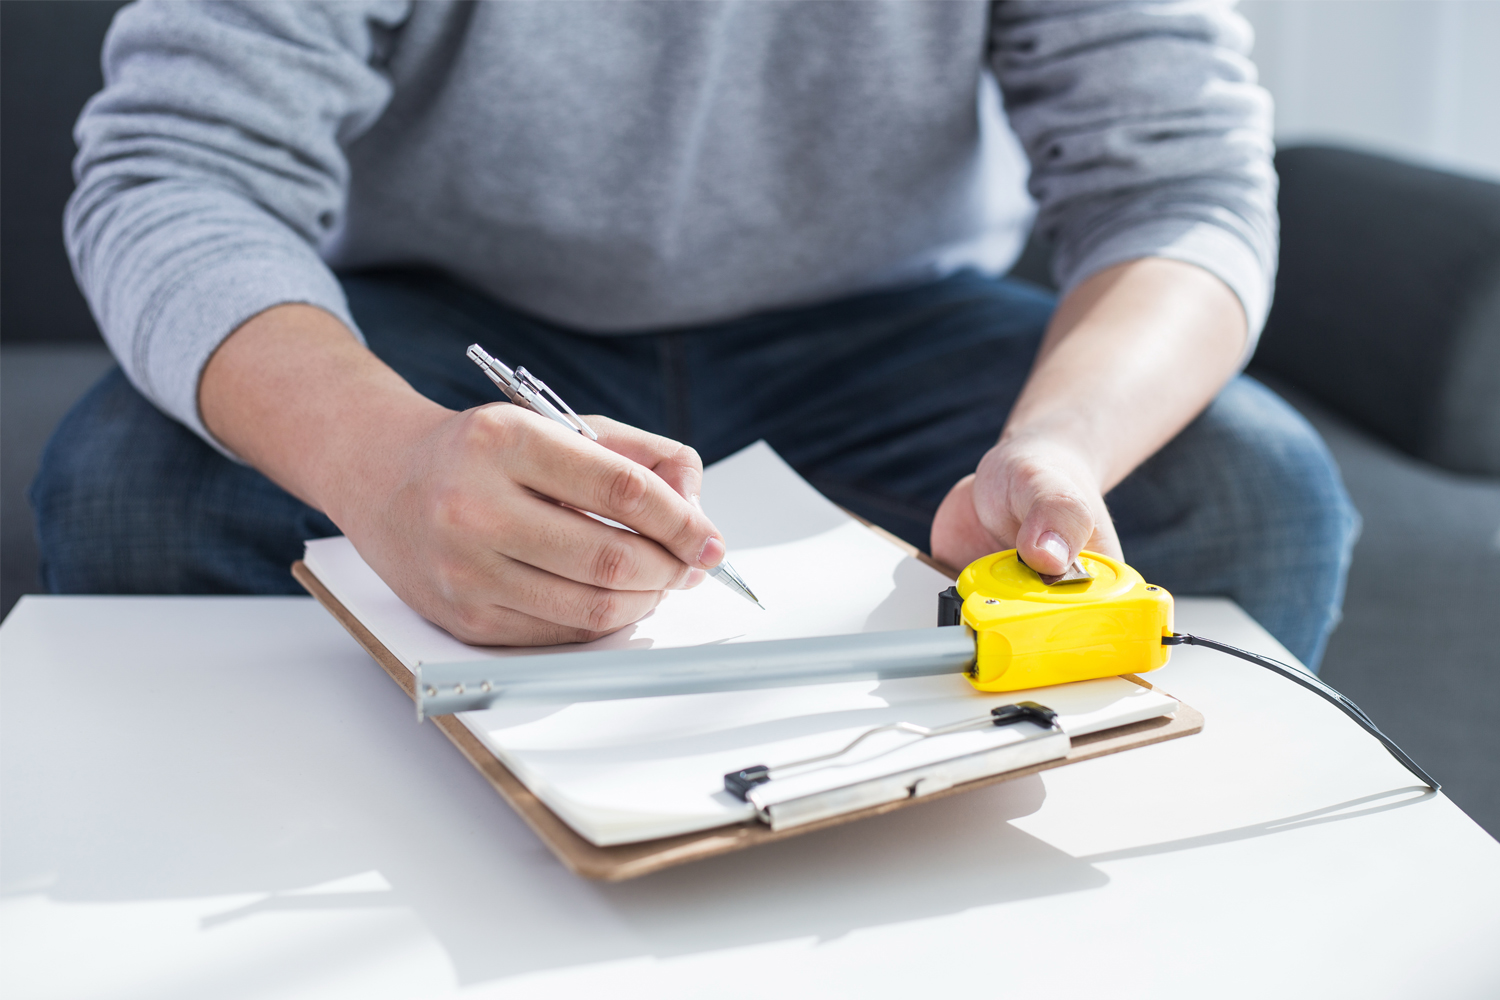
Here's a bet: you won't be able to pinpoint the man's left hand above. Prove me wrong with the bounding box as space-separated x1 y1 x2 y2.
929 258 1248 577
930 435 1122 575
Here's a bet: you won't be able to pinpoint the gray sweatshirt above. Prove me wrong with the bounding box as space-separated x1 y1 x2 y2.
68 1 1275 446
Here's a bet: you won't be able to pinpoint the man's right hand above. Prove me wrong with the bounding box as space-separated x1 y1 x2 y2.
354 406 722 645
200 304 727 646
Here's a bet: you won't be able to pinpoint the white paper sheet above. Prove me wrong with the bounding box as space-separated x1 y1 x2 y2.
304 441 1177 845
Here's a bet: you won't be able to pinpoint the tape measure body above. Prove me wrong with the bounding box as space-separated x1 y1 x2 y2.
956 550 1174 692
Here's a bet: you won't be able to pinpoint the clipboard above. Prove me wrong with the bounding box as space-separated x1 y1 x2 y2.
291 520 1202 881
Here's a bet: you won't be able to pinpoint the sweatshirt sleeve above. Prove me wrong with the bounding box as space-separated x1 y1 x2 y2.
66 0 410 452
989 0 1277 349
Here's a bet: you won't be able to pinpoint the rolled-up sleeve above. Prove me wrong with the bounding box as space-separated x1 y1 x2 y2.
990 0 1277 347
66 0 409 451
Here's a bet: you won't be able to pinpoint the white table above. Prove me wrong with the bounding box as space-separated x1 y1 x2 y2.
2 595 1497 1000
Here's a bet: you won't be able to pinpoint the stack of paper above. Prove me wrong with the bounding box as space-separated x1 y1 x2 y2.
304 442 1177 846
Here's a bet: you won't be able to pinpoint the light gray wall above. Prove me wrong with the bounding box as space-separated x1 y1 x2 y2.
1241 0 1500 182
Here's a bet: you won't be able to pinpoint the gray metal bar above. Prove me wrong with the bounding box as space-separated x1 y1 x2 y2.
415 626 976 719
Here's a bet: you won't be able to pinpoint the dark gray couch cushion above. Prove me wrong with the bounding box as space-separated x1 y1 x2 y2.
1432 267 1500 473
1255 146 1500 476
0 0 124 347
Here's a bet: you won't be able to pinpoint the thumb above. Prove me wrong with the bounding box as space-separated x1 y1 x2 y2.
1014 486 1096 576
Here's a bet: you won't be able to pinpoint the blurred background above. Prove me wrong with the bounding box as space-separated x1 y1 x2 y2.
2 1 1498 835
1243 0 1500 182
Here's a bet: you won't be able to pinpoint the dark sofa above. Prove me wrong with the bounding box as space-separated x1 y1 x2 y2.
3 2 1497 837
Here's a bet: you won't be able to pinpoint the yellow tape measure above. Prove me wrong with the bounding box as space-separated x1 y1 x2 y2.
954 549 1174 692
421 543 1438 791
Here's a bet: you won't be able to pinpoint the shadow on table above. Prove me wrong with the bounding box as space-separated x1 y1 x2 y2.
0 599 1102 987
1078 786 1436 864
0 598 1440 988
192 774 1105 976
593 777 1103 954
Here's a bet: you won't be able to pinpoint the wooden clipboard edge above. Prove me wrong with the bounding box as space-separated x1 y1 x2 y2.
291 561 591 864
292 555 1203 882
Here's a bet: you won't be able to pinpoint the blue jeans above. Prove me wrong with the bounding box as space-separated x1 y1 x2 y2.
32 270 1359 668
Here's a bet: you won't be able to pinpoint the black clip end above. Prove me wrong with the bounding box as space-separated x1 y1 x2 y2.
724 765 772 800
937 586 963 627
990 701 1059 730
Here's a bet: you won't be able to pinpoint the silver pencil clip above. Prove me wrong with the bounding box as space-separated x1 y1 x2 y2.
466 344 598 440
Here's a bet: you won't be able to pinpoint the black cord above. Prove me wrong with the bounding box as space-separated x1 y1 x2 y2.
1162 633 1440 792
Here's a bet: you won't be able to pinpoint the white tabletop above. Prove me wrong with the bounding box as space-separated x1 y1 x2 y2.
2 595 1497 1000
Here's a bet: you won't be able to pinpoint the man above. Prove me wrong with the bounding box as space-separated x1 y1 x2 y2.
37 1 1358 667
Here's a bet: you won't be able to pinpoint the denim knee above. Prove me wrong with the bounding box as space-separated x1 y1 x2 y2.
1112 376 1361 669
31 368 334 595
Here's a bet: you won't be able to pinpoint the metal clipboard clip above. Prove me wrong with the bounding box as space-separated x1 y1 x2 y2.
723 702 1070 831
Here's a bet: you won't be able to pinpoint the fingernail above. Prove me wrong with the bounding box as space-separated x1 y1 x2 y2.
698 536 725 568
690 492 704 510
683 568 706 589
1038 531 1070 567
